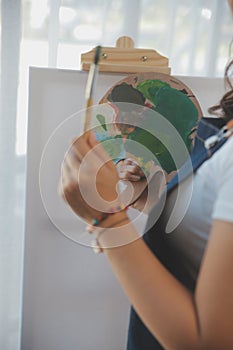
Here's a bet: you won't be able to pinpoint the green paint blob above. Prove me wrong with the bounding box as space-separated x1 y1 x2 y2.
137 79 170 103
96 114 107 131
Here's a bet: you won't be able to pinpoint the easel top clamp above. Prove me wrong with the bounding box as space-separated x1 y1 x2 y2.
81 36 171 74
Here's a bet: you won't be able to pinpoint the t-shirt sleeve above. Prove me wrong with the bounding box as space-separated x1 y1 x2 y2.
212 138 233 223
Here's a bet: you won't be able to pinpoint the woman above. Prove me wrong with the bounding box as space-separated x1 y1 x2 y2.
60 2 233 348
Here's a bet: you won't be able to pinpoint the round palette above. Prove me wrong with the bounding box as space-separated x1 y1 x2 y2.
95 73 203 208
98 72 202 171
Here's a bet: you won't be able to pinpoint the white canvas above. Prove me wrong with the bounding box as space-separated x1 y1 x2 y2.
21 67 225 350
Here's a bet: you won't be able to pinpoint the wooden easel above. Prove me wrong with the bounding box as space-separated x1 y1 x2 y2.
81 36 171 74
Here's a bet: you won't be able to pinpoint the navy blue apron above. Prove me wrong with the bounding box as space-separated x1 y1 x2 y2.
127 117 227 350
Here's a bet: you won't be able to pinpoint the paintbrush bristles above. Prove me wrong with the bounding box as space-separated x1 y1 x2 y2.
94 45 102 65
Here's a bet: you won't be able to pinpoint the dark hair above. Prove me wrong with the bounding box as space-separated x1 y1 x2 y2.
208 59 233 121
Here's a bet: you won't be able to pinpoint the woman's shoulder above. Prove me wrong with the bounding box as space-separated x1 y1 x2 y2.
196 135 233 185
214 136 233 168
211 136 233 223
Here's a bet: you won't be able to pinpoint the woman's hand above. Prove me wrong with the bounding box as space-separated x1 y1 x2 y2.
59 132 121 223
116 158 148 211
117 158 167 213
117 158 146 182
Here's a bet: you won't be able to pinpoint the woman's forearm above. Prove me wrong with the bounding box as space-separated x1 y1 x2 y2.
100 219 200 350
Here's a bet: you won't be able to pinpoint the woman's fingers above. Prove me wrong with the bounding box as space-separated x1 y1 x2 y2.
63 131 118 195
123 158 136 166
59 131 122 222
64 146 80 172
87 132 116 169
119 158 145 181
69 132 91 161
124 159 145 175
71 131 114 171
119 171 141 181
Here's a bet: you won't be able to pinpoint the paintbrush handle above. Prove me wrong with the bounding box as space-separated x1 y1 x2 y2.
83 97 94 134
83 46 101 137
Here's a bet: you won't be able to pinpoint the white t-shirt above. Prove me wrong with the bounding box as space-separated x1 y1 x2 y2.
164 136 233 282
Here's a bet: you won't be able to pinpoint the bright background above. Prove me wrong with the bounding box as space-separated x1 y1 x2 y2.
0 1 232 349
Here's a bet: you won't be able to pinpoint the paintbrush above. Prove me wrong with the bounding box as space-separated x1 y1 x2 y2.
83 45 102 135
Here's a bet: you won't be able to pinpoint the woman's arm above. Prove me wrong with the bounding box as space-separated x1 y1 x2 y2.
100 217 233 350
195 220 233 348
60 133 233 350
